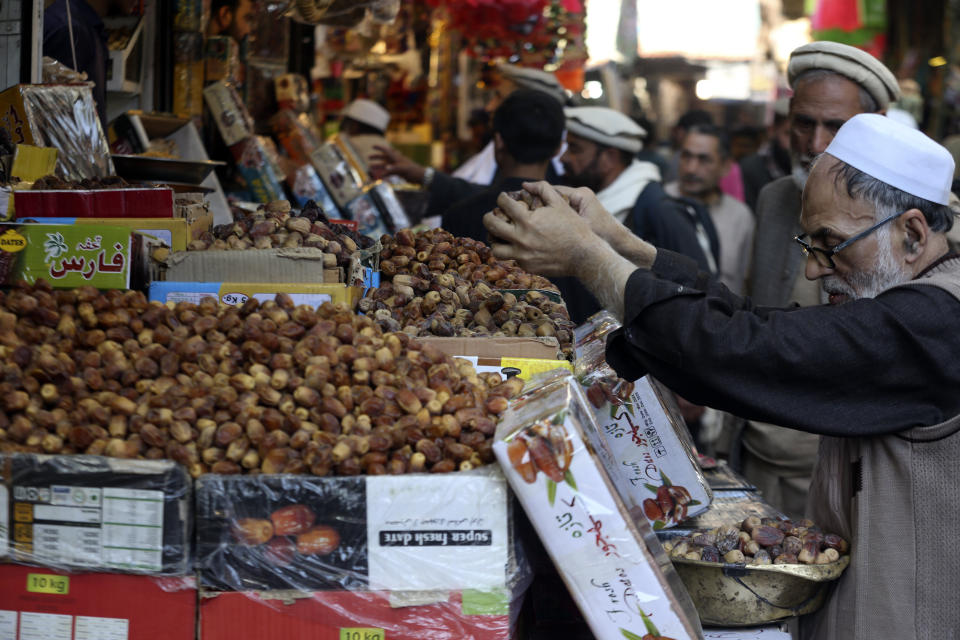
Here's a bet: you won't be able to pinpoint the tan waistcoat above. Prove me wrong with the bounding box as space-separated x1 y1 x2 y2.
801 258 960 640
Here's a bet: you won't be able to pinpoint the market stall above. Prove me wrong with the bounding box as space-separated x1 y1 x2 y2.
0 2 853 640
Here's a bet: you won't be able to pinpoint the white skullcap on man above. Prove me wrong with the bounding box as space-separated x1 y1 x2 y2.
497 64 567 104
564 107 646 154
826 113 955 205
342 99 390 133
788 41 900 111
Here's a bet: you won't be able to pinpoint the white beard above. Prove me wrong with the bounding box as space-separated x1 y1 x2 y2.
820 225 910 303
790 153 814 191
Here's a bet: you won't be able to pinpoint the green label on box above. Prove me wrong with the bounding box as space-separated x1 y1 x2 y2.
26 573 69 595
2 224 131 288
339 628 384 640
461 588 509 616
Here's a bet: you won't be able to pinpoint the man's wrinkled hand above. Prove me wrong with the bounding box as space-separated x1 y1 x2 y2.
551 184 628 246
482 181 603 278
369 145 427 184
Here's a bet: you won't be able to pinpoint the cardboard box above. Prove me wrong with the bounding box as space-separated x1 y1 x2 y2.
4 454 192 575
581 376 713 530
17 216 207 252
194 469 511 593
199 589 513 640
493 371 704 640
418 337 570 380
0 565 196 640
160 248 337 284
0 223 145 289
13 188 174 220
149 281 360 309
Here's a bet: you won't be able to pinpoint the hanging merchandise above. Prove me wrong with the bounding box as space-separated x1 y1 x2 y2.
426 0 586 70
808 0 887 56
290 0 401 27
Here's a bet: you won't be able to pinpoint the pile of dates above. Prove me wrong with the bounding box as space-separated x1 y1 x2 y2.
0 280 522 478
367 228 574 354
663 516 849 566
189 199 374 270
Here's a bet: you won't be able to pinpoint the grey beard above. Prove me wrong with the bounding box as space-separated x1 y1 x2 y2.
821 226 909 300
791 164 809 191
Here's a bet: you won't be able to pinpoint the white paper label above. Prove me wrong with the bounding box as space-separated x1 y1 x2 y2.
160 291 216 305
251 292 332 307
0 610 16 640
495 417 693 640
18 612 71 640
17 485 163 571
74 616 129 640
366 472 509 591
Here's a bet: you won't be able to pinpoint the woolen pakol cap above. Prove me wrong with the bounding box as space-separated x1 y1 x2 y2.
788 41 900 111
564 107 646 154
342 99 390 133
826 113 955 205
497 64 567 104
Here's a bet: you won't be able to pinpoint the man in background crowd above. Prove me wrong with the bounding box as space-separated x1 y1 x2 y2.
742 40 900 517
208 0 256 42
562 106 720 277
740 98 792 212
339 99 392 175
442 90 563 245
43 0 118 127
453 64 568 185
667 124 754 294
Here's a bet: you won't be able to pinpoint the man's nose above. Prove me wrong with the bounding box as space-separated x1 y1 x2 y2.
810 124 834 156
804 253 832 280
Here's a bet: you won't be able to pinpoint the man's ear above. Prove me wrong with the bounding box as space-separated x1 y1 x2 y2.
493 132 505 153
901 209 929 263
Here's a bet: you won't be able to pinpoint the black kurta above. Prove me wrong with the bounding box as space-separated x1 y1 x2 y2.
606 250 960 436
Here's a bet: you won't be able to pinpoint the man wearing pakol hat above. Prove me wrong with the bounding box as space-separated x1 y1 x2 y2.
563 106 720 276
483 113 960 639
339 98 392 174
740 41 901 518
452 63 568 185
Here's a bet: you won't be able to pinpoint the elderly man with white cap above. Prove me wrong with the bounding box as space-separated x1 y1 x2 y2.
562 106 720 276
484 113 960 639
739 41 902 519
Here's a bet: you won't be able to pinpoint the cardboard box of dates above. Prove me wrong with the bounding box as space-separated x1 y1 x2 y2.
2 454 192 575
0 564 197 640
199 589 514 640
195 467 518 593
575 312 712 530
493 370 704 640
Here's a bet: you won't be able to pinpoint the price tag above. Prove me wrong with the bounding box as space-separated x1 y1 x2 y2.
26 573 69 595
339 628 384 640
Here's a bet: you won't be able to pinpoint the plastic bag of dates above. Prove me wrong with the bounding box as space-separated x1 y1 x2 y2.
494 370 703 640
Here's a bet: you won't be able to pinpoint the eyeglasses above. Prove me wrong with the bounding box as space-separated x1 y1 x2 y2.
793 210 906 269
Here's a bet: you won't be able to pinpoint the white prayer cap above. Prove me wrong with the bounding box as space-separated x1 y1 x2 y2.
788 41 899 111
497 64 567 103
342 99 390 133
564 107 646 153
825 113 954 205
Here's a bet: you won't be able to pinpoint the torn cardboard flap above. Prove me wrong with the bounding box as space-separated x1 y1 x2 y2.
161 248 337 283
418 336 562 361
